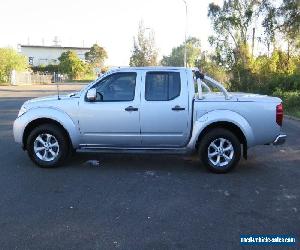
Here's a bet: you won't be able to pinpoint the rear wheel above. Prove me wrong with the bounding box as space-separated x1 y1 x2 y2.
26 124 69 168
198 128 241 173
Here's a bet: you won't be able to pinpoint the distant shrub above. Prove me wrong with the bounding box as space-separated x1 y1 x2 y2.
31 64 60 73
273 89 300 117
0 48 28 83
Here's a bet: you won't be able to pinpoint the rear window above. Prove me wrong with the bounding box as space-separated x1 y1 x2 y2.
145 72 181 101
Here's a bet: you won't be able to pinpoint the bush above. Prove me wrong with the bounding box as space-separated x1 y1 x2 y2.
0 48 28 83
31 64 60 73
273 89 300 117
58 51 88 80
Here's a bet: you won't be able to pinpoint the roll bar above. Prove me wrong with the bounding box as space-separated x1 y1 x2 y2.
192 68 232 100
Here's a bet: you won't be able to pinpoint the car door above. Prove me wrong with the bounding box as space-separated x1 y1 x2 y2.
140 70 190 147
78 71 141 147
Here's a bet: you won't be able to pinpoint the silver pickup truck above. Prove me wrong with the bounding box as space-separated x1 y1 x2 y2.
13 67 286 173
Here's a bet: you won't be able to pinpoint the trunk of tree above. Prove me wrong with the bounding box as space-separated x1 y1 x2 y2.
252 28 255 57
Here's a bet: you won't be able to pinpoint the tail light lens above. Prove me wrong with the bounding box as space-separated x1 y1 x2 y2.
276 103 283 126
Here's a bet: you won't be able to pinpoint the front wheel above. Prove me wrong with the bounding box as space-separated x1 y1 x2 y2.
198 128 241 173
26 124 69 168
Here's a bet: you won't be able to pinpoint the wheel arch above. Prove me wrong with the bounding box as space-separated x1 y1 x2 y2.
196 121 248 159
188 110 255 159
19 107 80 150
23 118 71 150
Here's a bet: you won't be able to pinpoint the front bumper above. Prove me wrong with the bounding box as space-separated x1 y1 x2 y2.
272 134 287 145
13 116 26 146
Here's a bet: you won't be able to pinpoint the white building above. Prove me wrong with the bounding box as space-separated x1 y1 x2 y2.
19 45 91 66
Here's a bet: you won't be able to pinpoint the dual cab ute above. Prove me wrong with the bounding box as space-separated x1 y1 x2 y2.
13 67 286 173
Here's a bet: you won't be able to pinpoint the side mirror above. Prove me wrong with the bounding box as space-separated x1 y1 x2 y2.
86 88 97 101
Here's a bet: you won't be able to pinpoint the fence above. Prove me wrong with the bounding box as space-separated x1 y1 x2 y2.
10 71 64 85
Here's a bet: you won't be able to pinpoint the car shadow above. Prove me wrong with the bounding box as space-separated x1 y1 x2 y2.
62 152 257 175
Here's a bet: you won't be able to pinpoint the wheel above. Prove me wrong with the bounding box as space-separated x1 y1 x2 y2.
198 128 241 173
26 124 69 168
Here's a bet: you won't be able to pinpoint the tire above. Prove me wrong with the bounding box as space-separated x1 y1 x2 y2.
26 124 69 168
198 128 241 173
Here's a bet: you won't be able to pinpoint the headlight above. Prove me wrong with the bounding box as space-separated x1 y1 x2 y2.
18 105 28 117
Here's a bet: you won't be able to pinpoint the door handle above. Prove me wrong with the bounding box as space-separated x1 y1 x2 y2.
172 105 185 111
125 106 138 112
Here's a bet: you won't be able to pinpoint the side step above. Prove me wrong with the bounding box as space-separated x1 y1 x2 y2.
76 147 192 155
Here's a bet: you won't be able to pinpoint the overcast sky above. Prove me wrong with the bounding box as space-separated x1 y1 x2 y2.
0 0 222 65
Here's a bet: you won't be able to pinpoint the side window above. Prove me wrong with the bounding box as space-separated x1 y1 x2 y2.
145 72 181 101
93 73 136 101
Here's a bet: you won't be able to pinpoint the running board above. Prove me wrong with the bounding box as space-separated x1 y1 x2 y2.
77 147 192 155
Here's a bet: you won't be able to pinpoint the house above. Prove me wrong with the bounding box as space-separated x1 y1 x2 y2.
19 45 91 66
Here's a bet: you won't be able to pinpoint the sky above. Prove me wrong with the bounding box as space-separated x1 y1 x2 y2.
0 0 222 65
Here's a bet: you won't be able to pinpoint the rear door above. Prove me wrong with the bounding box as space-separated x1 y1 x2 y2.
140 70 190 147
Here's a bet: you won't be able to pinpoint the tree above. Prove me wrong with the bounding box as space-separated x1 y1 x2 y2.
278 0 300 54
208 0 262 67
205 0 300 115
261 0 300 56
195 53 230 85
0 48 28 83
161 37 201 67
58 51 86 80
261 1 277 55
129 21 158 66
207 0 264 91
85 44 108 68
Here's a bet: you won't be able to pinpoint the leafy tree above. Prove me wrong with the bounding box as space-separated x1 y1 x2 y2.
208 0 261 67
129 21 158 66
195 53 230 85
278 0 300 38
278 0 300 53
161 37 201 67
261 1 277 55
205 0 300 116
207 0 265 91
262 0 300 56
58 51 86 80
250 49 299 91
0 48 28 83
85 44 108 68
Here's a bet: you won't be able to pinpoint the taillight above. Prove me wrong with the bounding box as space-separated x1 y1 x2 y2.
276 103 283 126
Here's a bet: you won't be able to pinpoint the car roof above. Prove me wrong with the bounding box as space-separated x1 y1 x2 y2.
109 66 189 71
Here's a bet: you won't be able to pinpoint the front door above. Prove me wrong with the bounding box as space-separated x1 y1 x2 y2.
140 70 190 147
78 71 141 147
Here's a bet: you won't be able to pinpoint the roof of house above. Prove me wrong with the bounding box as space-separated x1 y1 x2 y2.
20 45 91 50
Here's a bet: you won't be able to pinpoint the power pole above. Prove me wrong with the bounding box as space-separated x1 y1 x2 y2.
53 36 61 46
182 0 188 67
